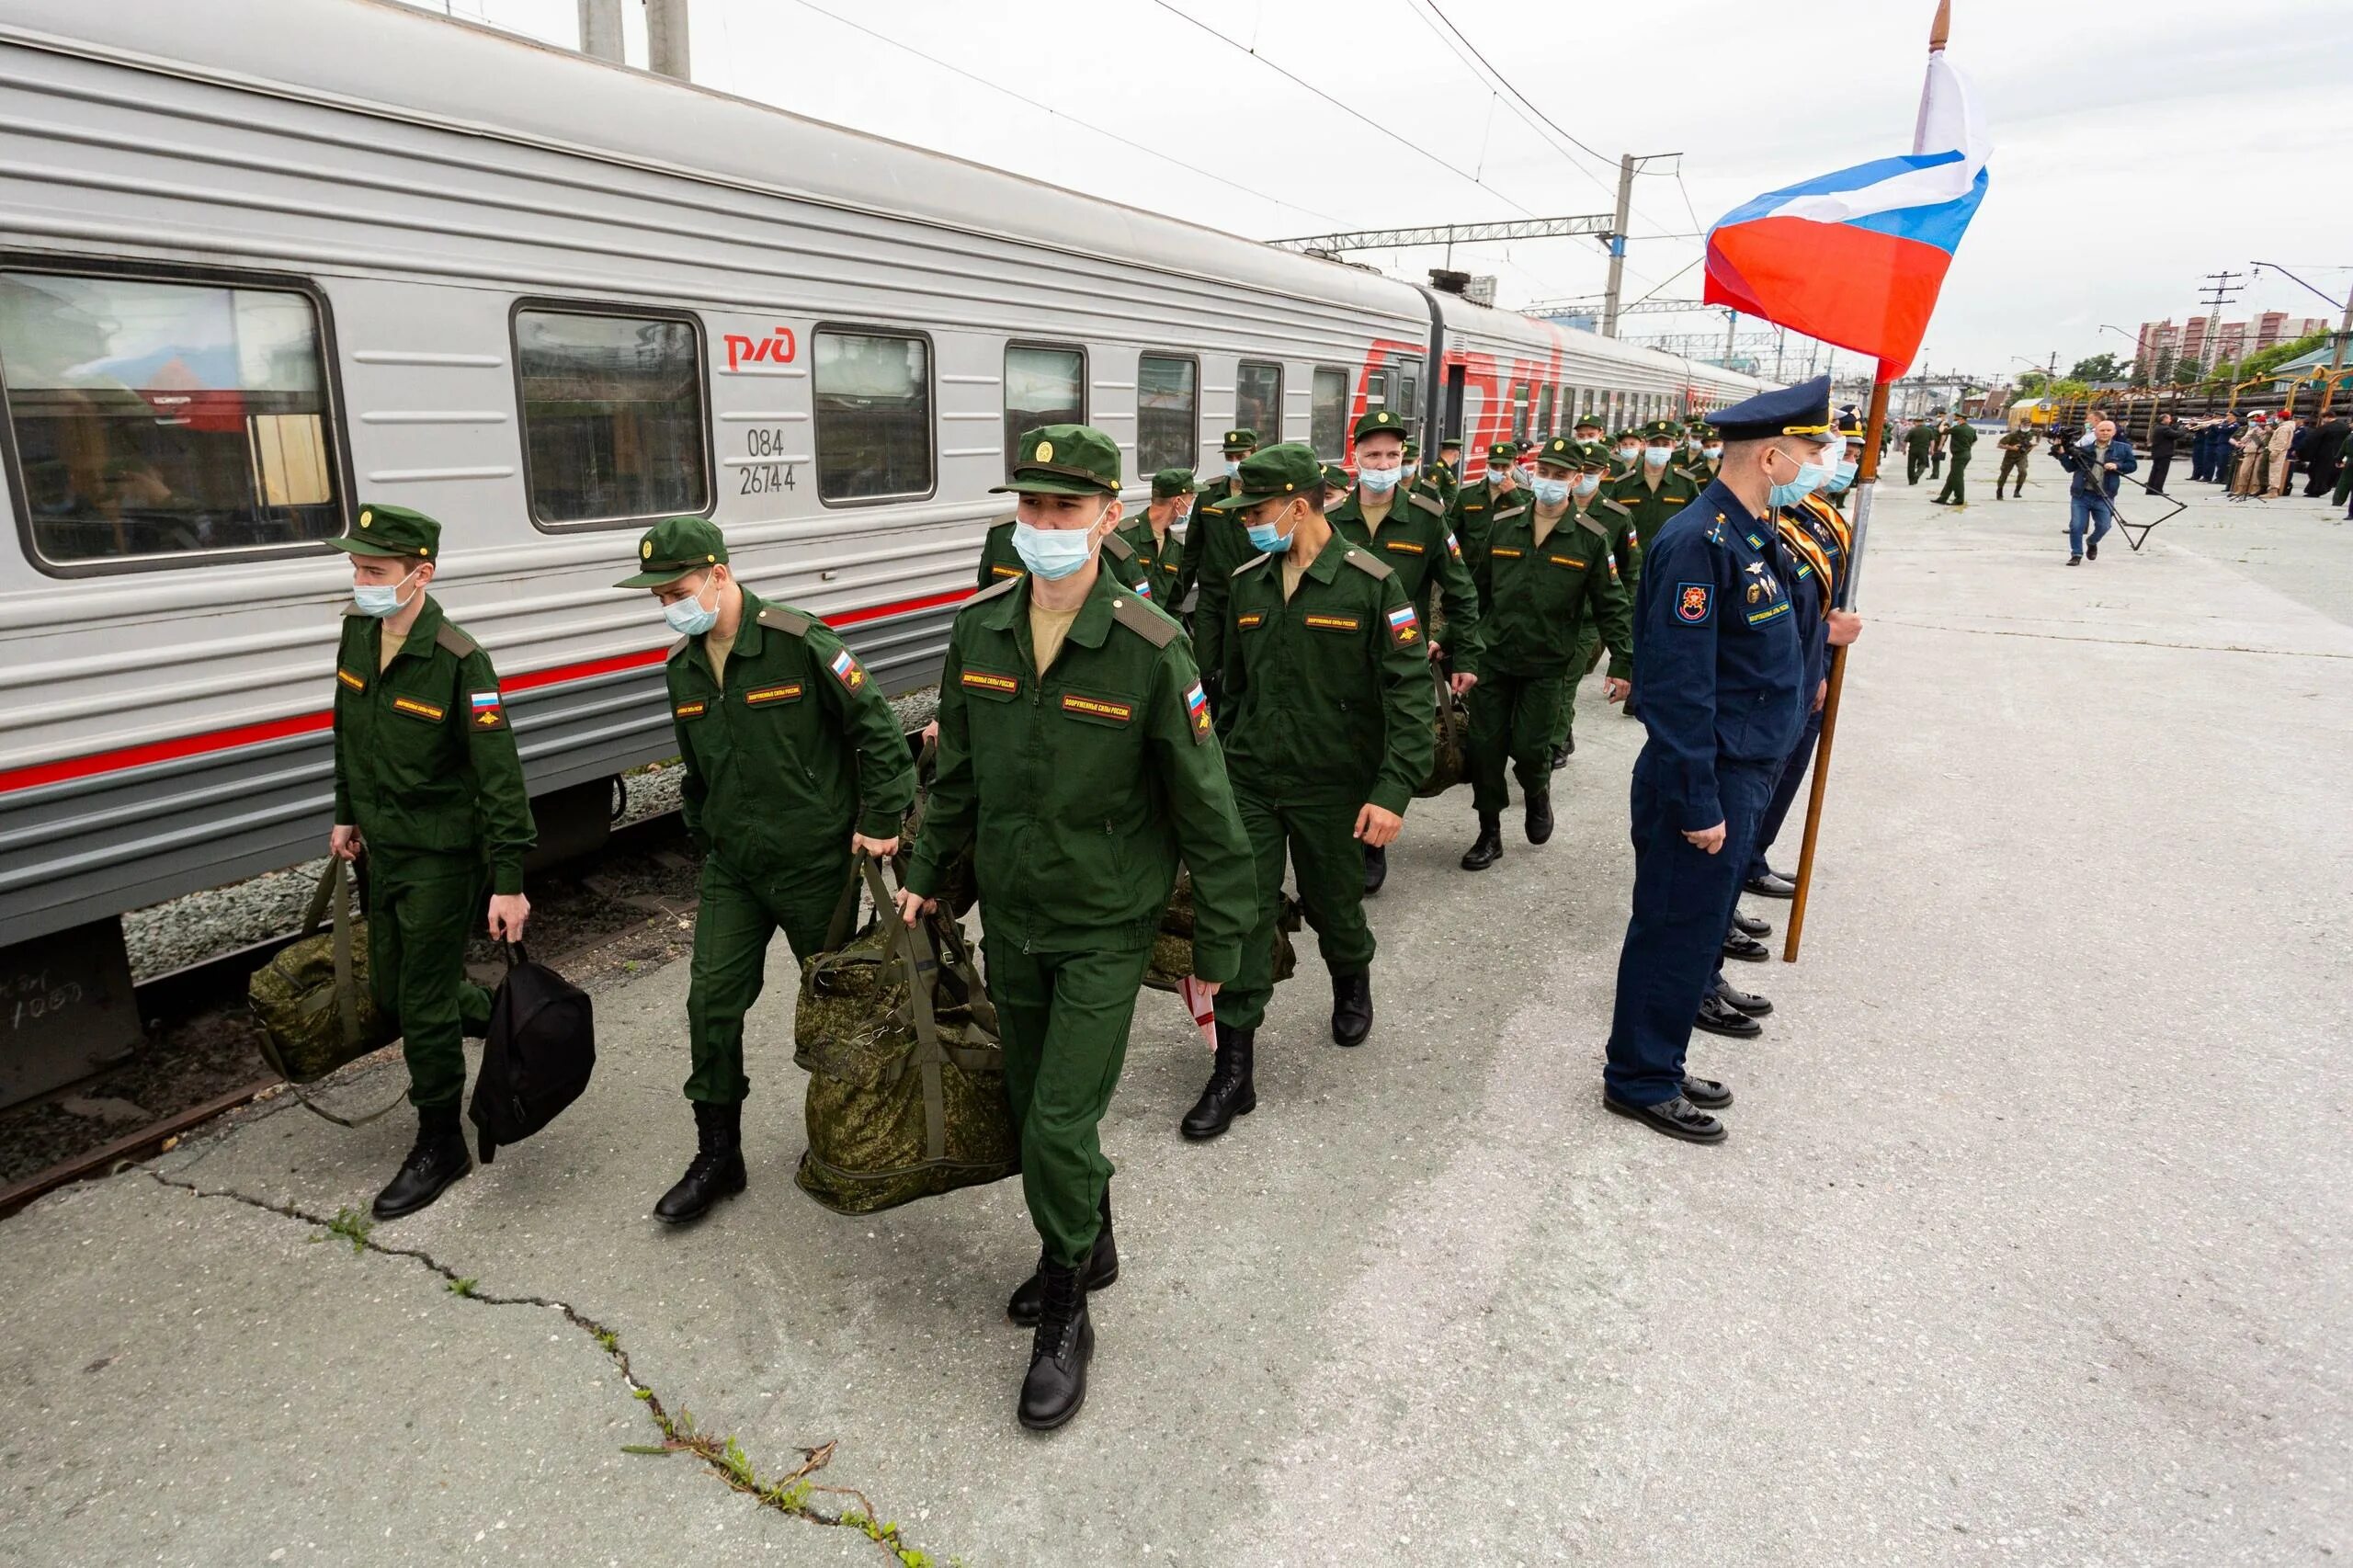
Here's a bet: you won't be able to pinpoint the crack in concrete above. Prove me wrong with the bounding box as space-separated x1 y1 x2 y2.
1874 615 2353 661
146 1169 961 1568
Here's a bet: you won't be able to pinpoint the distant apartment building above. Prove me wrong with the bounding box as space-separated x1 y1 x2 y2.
2138 312 2327 372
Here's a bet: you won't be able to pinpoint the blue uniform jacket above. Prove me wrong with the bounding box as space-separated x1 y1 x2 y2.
1631 479 1806 832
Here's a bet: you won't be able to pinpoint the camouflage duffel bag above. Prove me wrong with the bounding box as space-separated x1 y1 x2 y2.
1415 665 1470 799
794 855 1017 1215
892 734 976 919
246 858 404 1127
1142 868 1300 994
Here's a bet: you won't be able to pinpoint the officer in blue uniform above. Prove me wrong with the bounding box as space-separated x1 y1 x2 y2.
1602 376 1832 1142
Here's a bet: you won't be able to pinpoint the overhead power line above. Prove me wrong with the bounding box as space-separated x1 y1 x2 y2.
1269 215 1615 254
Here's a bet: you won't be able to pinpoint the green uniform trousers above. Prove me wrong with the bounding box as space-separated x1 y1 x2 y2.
1469 669 1566 815
364 850 490 1111
979 937 1152 1268
686 850 852 1105
1213 786 1373 1032
1934 455 1970 505
1995 451 2029 496
1555 627 1605 747
1906 451 1928 484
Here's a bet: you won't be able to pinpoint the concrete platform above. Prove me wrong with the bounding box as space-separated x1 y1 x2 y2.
3 468 2347 1567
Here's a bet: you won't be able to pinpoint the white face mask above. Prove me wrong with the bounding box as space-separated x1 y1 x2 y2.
1358 463 1404 494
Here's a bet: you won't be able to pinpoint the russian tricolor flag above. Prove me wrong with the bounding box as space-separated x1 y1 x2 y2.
1703 51 1988 383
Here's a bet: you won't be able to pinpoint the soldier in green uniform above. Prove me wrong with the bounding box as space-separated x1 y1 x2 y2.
1114 467 1193 607
1931 415 1977 506
1605 419 1705 717
1178 427 1260 696
1609 428 1643 478
1904 417 1935 484
1183 442 1433 1140
1555 440 1636 763
1994 425 2033 499
1429 436 1464 506
1460 440 1634 869
1688 421 1722 484
897 425 1254 1432
1448 440 1523 576
327 504 537 1221
1320 460 1353 510
978 512 1148 597
1326 409 1484 892
614 517 917 1223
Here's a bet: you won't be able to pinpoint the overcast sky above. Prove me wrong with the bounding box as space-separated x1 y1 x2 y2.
395 0 2352 382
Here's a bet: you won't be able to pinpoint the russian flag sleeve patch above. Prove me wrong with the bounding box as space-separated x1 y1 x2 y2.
1385 603 1421 648
1183 680 1212 745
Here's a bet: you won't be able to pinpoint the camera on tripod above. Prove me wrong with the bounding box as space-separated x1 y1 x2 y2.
2047 423 2086 456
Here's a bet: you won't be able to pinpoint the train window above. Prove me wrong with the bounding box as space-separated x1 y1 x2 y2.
1393 358 1422 421
1509 380 1531 443
1234 360 1281 443
1005 344 1084 473
516 306 707 526
1536 384 1555 441
1136 353 1197 473
1311 366 1348 458
813 328 933 504
1362 368 1390 413
0 269 342 565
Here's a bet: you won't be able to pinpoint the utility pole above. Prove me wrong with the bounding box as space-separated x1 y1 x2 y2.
1722 307 1738 364
645 0 690 80
1598 153 1678 339
576 0 622 62
2196 269 2244 372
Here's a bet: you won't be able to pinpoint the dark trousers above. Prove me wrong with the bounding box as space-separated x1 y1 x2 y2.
2145 453 2173 495
1745 703 1825 881
685 849 852 1104
1469 668 1567 814
1215 785 1371 1031
1995 452 2029 496
981 938 1151 1268
364 850 491 1110
1905 451 1928 484
1934 455 1971 505
1604 755 1775 1108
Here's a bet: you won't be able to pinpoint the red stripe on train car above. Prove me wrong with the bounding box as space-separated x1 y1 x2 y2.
0 585 974 797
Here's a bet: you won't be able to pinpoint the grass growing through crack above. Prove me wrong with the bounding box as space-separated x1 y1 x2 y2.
308 1206 373 1254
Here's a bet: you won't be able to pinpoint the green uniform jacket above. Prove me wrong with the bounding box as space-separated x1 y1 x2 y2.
1327 484 1484 676
1178 473 1252 674
975 518 1146 597
1904 424 1935 456
1472 497 1635 679
1218 542 1434 815
1946 421 1978 461
1176 473 1246 602
908 568 1255 978
1114 515 1185 608
332 596 536 895
1605 464 1705 588
1446 473 1526 584
665 587 916 874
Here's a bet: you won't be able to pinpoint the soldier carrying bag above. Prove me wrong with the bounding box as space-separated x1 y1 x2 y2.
794 853 1018 1215
1415 664 1469 798
467 942 595 1165
1142 866 1300 994
246 857 404 1127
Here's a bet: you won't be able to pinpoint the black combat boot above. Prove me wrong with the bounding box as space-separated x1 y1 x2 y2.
1524 788 1555 845
1017 1262 1095 1431
1460 814 1504 870
653 1100 747 1224
1007 1189 1117 1325
1180 1023 1256 1140
371 1100 472 1220
1330 972 1373 1048
1551 740 1572 768
1361 841 1389 895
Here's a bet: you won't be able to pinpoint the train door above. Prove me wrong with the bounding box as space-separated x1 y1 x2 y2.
1443 362 1466 442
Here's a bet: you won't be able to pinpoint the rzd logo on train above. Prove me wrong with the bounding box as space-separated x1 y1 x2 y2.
723 326 798 371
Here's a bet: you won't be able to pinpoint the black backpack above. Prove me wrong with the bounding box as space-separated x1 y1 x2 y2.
467 944 595 1165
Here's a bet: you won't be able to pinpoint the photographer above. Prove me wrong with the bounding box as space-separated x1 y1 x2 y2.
2054 417 2135 565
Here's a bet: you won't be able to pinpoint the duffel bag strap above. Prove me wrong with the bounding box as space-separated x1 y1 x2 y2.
821 853 870 953
924 912 999 1040
859 852 954 1163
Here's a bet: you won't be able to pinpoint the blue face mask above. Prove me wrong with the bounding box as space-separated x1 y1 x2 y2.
1013 511 1107 581
1530 476 1571 506
1826 459 1859 494
1358 464 1403 494
1245 502 1297 555
1643 446 1673 467
1573 473 1602 498
1223 460 1242 478
1767 449 1834 509
352 567 420 619
664 575 720 636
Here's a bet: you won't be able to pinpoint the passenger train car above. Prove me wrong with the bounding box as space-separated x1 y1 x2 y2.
0 0 1768 977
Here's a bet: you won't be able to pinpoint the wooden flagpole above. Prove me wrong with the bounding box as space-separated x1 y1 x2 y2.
1782 0 1950 963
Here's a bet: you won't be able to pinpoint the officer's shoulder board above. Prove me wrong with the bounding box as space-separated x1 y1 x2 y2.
756 605 813 638
1232 551 1273 578
1340 547 1394 582
1109 592 1180 649
1101 529 1135 562
432 621 480 659
967 574 1023 608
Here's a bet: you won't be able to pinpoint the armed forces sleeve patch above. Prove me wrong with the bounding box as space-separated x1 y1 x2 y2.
1184 679 1212 744
1386 603 1421 648
1677 583 1712 624
828 647 867 691
470 688 506 729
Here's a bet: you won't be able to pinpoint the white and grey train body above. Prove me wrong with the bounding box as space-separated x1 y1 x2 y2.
0 0 1768 971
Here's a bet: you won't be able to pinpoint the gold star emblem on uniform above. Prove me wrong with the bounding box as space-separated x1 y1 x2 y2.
1035 439 1054 462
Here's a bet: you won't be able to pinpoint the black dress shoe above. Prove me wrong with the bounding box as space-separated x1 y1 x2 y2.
1603 1093 1726 1143
1679 1075 1733 1109
1729 909 1772 939
372 1105 472 1220
1331 972 1373 1048
1460 814 1503 870
1744 869 1797 899
1721 931 1769 962
1361 841 1388 895
1017 1264 1095 1430
2066 554 2082 565
654 1100 747 1224
1524 790 1554 846
1009 1191 1117 1325
1713 979 1773 1017
1179 1023 1255 1140
1694 992 1763 1039
1549 743 1569 771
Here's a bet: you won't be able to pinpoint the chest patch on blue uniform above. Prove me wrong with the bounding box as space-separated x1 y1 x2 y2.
1746 600 1792 626
1745 532 1765 548
1677 583 1711 624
